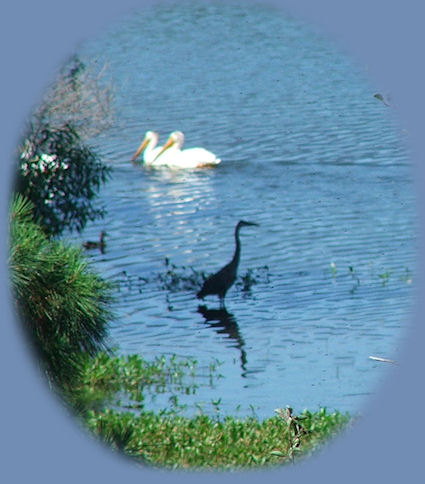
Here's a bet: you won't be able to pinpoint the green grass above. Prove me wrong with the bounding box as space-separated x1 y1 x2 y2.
66 351 351 470
85 407 350 469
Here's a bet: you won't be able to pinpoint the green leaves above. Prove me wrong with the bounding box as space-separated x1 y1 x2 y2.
15 56 114 237
70 352 224 417
70 350 351 470
16 124 111 236
85 406 350 469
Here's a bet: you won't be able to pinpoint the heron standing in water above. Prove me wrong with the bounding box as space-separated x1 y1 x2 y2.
197 220 258 308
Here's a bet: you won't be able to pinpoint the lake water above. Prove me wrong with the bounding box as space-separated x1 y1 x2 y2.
75 1 416 419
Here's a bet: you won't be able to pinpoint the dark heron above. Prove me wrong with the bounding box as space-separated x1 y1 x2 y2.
197 220 258 308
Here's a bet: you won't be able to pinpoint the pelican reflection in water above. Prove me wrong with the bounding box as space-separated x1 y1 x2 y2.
197 305 247 376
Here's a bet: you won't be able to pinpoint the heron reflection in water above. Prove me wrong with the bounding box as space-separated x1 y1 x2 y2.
197 305 248 376
197 220 259 308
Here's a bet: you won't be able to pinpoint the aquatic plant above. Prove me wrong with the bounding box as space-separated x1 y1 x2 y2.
379 271 391 286
114 260 270 297
68 351 224 417
66 345 352 469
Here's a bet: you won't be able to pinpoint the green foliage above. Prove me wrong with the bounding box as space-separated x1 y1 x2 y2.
379 271 391 286
61 349 351 469
67 351 226 421
9 194 113 387
70 352 207 415
15 56 114 237
16 123 111 236
85 407 350 469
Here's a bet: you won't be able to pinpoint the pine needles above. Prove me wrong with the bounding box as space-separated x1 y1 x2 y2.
9 194 113 388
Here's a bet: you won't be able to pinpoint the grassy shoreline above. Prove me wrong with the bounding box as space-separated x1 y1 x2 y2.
67 352 351 470
85 406 351 469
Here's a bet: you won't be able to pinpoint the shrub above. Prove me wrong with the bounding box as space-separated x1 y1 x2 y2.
15 56 114 237
16 123 111 236
9 194 113 387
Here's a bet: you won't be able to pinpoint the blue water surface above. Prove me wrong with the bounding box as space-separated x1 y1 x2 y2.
75 1 416 419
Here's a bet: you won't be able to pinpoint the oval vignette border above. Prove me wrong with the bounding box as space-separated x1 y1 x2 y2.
1 1 424 483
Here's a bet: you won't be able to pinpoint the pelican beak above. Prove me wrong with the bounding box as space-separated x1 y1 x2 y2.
131 137 150 162
153 136 175 162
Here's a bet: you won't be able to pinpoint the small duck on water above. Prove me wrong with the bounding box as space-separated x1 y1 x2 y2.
83 231 107 253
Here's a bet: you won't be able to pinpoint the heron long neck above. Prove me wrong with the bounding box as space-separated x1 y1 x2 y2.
232 225 242 268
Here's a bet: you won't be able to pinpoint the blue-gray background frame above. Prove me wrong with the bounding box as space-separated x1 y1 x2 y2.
1 1 423 482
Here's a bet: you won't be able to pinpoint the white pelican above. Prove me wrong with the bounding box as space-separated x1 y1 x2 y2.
131 131 164 165
152 131 221 168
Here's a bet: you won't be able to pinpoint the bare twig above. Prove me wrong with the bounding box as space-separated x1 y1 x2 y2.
34 56 115 141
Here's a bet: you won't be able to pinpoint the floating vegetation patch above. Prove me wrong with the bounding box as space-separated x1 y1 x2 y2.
235 266 271 293
326 261 413 295
114 271 149 293
158 258 204 292
113 259 271 296
111 259 412 308
71 352 225 417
